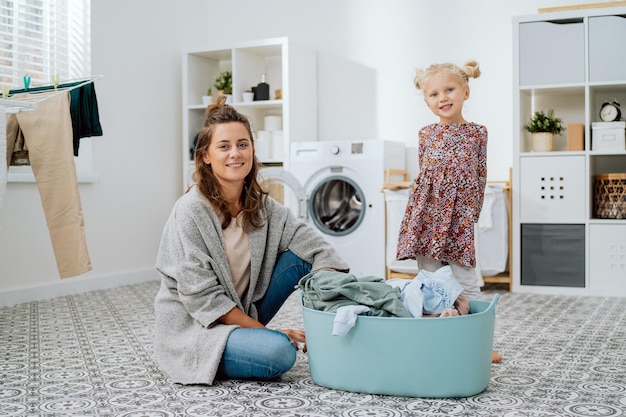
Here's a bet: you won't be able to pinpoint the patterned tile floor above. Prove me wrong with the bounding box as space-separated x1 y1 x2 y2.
0 280 624 416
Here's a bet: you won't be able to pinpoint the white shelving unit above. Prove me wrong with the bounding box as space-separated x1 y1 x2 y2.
512 7 626 296
182 37 317 190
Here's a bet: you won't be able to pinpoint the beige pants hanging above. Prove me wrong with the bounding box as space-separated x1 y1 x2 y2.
6 92 92 278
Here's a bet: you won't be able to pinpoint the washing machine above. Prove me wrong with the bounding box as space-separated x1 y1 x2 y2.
259 140 406 278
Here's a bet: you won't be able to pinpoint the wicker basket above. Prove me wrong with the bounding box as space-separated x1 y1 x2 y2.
593 173 626 219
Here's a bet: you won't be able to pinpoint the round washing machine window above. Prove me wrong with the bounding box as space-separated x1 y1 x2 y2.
308 175 366 237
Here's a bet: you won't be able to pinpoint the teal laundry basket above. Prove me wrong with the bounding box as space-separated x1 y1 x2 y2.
302 294 499 398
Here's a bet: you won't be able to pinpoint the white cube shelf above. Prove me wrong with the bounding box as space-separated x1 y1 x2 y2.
181 37 317 191
513 7 626 296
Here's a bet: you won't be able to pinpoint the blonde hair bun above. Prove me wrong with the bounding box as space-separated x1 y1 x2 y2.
414 60 481 91
462 60 481 79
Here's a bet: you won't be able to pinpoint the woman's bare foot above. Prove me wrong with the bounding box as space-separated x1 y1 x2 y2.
492 351 502 363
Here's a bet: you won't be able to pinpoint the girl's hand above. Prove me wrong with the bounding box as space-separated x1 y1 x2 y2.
279 329 307 352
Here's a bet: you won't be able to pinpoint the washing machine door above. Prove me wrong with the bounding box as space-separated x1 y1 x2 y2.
257 167 308 220
308 174 366 237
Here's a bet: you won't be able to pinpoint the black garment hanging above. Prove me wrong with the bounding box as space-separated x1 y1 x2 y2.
69 83 103 156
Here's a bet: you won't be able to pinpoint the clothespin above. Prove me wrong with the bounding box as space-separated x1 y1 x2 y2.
23 75 31 90
52 74 60 89
1 85 9 99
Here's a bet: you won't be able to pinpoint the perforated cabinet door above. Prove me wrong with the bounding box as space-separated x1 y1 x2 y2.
519 156 586 223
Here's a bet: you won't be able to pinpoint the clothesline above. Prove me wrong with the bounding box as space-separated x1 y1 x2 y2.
1 75 103 114
0 99 37 114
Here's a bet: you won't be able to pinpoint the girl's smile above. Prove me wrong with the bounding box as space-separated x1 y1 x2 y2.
423 72 470 124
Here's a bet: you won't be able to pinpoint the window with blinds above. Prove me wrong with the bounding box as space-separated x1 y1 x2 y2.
1 0 96 183
0 0 91 90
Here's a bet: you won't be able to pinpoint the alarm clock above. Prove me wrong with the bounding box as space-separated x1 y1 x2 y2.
599 99 621 122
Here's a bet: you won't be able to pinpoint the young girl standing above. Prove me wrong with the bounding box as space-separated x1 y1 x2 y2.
397 60 487 302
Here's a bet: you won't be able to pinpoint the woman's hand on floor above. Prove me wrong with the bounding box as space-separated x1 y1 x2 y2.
280 329 307 352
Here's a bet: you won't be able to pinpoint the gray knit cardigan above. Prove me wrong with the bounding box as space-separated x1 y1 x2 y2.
154 186 349 385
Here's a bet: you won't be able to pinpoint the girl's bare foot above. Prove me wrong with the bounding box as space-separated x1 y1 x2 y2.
492 351 502 363
440 308 460 317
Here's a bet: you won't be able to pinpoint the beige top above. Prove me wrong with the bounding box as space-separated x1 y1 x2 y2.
222 212 251 298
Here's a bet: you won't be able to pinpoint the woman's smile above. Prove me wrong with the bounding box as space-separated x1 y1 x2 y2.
202 122 254 187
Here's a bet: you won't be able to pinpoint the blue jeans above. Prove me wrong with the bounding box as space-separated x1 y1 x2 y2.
217 250 312 380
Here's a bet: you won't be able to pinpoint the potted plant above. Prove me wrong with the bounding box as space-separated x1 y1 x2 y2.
213 70 232 101
524 109 565 152
202 87 213 106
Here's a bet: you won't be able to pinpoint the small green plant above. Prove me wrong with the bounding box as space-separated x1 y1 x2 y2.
524 109 564 135
206 87 212 96
213 71 232 95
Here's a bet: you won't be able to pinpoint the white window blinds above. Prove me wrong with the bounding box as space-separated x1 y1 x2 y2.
0 0 91 90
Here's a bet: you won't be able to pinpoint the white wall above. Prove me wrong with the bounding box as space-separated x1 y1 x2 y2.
0 1 211 303
203 0 607 180
0 0 608 303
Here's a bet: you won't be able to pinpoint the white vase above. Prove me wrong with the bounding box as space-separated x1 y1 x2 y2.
202 96 213 106
531 132 553 152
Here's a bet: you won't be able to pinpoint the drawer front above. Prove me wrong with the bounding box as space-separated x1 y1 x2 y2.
519 21 584 86
521 224 585 288
589 224 626 292
589 16 626 82
520 156 586 222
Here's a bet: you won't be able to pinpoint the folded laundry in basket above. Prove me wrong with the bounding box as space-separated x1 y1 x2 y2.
387 265 463 317
298 270 410 318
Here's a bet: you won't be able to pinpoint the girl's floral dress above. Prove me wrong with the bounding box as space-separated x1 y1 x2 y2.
397 122 487 267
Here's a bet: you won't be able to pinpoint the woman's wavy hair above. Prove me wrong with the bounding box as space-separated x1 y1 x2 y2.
192 95 267 231
414 60 481 91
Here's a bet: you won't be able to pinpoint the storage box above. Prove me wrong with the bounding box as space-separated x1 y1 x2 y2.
594 173 626 219
592 122 626 151
302 295 499 398
567 123 585 151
